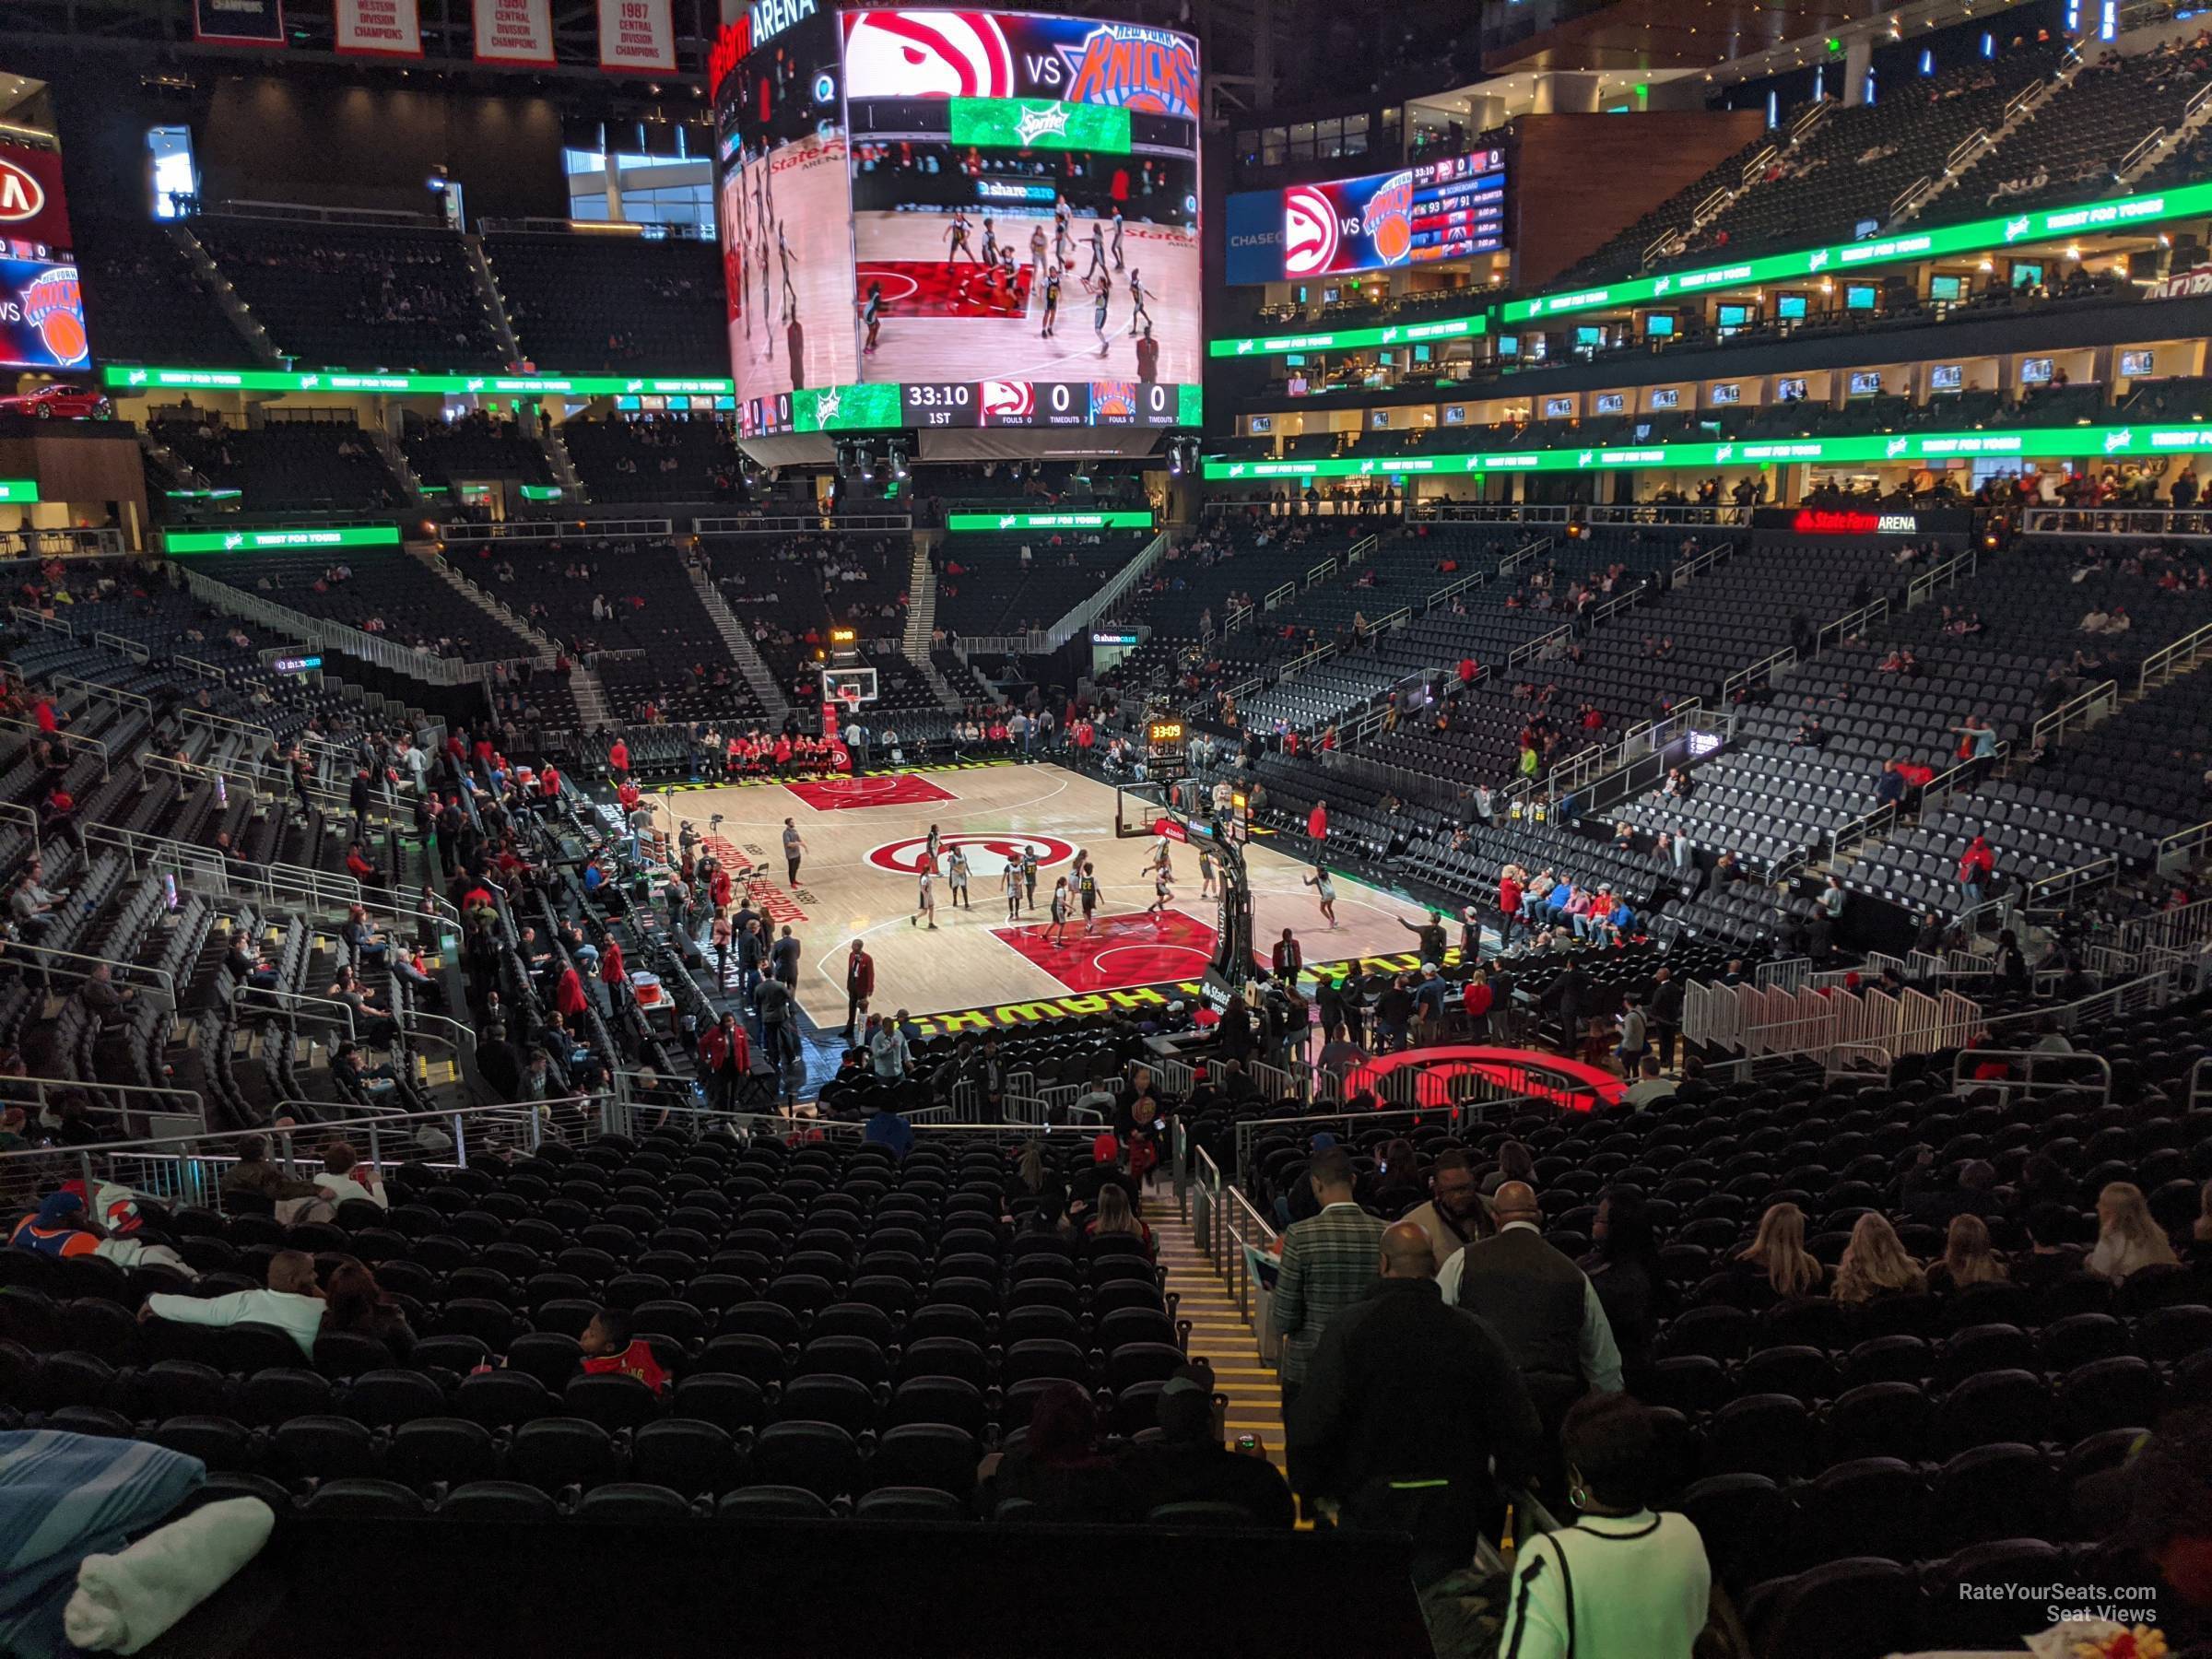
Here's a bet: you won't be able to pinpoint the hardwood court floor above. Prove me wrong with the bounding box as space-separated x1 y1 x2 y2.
646 763 1430 1027
847 211 1203 388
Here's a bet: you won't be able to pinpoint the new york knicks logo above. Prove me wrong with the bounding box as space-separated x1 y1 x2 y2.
1064 24 1198 118
22 265 86 366
867 833 1074 877
1361 171 1415 265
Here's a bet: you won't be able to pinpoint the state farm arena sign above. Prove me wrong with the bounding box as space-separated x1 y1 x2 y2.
867 833 1075 877
2147 262 2212 300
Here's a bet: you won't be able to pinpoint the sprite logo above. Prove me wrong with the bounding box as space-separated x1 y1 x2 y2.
1016 103 1073 146
1653 276 1671 295
223 533 244 550
2005 216 2030 242
1228 463 1247 478
1716 445 1734 463
1382 326 1399 343
465 378 485 393
816 387 841 422
1807 249 1829 273
626 380 643 394
997 514 1018 528
126 368 148 386
1237 339 1253 355
2105 429 2131 453
1887 437 1909 458
1577 451 1594 467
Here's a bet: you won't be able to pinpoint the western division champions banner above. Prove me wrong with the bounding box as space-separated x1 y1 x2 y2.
336 0 422 56
473 0 555 65
194 0 284 45
599 0 676 73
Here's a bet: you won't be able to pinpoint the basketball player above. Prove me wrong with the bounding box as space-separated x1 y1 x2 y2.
1127 269 1153 336
1077 860 1100 935
1043 877 1068 944
947 845 971 909
946 211 976 263
999 248 1019 313
861 282 885 356
1021 849 1040 911
912 860 938 930
1303 865 1340 929
1110 206 1125 270
1002 857 1023 921
1085 218 1108 280
1040 264 1062 338
1147 864 1173 918
981 217 1000 266
1053 199 1072 268
1147 836 1174 883
1198 844 1218 900
925 823 943 865
776 222 795 319
1030 223 1049 277
1092 271 1112 359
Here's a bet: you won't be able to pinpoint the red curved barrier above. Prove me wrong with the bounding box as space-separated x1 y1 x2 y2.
1338 1046 1625 1114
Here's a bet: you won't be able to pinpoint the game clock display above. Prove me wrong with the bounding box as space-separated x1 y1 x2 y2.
900 378 1181 428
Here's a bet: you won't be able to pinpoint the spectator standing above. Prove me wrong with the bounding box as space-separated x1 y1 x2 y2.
1270 1146 1386 1413
1289 1222 1541 1586
1400 1148 1489 1273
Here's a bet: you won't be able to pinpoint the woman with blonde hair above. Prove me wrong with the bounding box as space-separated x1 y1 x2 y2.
1928 1213 2008 1294
2086 1181 2180 1282
1832 1213 1927 1303
1735 1201 1826 1300
1086 1182 1154 1257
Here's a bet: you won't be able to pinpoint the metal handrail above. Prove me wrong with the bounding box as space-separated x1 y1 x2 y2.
1950 1046 2112 1103
2030 677 2119 752
2138 618 2212 693
53 674 152 713
0 714 109 778
236 983 359 1044
0 1072 209 1128
1905 548 1979 609
1 939 176 1006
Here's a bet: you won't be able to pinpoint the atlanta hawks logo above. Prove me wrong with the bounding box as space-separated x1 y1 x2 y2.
1283 185 1339 278
842 10 1016 99
867 833 1074 877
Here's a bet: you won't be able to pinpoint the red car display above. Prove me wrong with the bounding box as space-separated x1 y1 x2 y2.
0 382 110 419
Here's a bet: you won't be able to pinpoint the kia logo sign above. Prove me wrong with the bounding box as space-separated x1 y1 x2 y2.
0 159 45 225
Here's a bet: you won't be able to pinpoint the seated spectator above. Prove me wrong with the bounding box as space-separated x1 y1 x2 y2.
978 1380 1138 1522
142 1247 325 1358
862 1102 914 1159
1083 1183 1155 1258
1493 1394 1714 1659
219 1135 323 1207
315 1141 388 1211
2086 1180 2181 1282
1831 1213 1927 1303
323 1257 415 1359
1735 1202 1827 1301
1116 1362 1294 1526
2012 1200 2089 1289
9 1191 106 1258
579 1307 670 1394
1925 1213 2009 1295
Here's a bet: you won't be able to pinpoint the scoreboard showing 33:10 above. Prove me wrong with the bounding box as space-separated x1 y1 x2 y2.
900 379 1182 428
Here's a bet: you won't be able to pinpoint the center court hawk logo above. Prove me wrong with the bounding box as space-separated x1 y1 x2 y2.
867 833 1074 877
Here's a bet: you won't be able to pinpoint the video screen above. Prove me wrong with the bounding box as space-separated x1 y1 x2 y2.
0 257 88 371
715 5 858 421
1279 148 1505 278
841 9 1202 398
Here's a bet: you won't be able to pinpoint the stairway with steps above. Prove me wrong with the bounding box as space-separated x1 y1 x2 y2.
418 549 567 665
688 562 791 722
1152 1194 1285 1472
567 661 613 727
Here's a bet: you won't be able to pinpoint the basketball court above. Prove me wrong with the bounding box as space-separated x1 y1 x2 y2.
643 760 1432 1028
846 212 1203 386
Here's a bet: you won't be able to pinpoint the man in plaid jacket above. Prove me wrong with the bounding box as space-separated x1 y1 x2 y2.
1271 1145 1386 1411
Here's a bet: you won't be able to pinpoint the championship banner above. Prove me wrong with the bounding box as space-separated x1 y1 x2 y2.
598 0 677 73
336 0 422 56
473 0 555 65
194 0 284 45
0 142 74 255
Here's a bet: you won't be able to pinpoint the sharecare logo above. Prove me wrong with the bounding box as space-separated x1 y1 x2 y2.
867 833 1073 877
1283 184 1338 278
0 159 45 224
982 379 1033 420
842 10 1015 99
